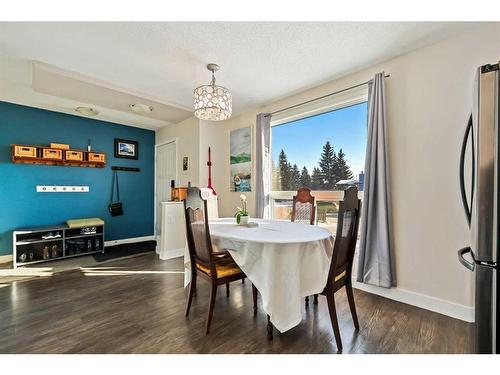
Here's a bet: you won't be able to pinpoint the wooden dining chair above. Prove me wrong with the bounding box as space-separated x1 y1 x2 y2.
291 187 316 225
314 186 361 352
184 187 258 334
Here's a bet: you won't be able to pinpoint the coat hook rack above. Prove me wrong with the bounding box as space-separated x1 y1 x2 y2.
111 166 140 172
36 185 90 193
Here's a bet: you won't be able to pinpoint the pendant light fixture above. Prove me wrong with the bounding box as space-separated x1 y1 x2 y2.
193 63 232 121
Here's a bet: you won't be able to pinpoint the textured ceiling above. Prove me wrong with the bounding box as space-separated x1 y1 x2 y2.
0 22 476 128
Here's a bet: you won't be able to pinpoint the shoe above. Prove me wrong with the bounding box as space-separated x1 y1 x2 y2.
67 242 75 255
42 232 54 240
51 245 59 258
42 246 50 260
80 227 97 235
53 232 61 239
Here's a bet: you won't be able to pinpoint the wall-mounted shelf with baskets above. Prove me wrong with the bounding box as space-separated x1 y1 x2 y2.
11 144 106 168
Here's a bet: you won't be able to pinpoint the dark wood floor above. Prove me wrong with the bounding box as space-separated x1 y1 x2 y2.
0 253 473 354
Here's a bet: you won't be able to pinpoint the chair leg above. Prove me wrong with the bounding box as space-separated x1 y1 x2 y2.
205 283 218 335
185 274 196 317
313 294 318 305
267 315 273 340
305 296 310 306
252 284 258 316
326 292 343 352
226 282 230 297
346 283 359 330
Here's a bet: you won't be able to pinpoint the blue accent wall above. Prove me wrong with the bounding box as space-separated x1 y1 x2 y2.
0 101 155 256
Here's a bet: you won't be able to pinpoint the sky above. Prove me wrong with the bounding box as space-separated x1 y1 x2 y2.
271 102 368 178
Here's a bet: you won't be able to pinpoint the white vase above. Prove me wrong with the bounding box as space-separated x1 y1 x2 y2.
239 215 249 225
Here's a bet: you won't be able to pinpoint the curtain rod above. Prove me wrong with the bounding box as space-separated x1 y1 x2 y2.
264 74 390 118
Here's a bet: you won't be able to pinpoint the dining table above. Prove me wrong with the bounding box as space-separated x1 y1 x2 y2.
184 217 334 338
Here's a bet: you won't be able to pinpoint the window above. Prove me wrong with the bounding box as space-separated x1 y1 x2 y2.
270 101 368 234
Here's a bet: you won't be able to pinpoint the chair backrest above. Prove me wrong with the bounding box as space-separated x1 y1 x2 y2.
328 186 361 287
291 187 315 225
184 187 214 271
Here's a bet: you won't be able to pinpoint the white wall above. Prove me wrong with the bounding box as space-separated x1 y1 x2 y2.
156 116 200 186
202 114 257 217
198 120 222 189
156 23 500 320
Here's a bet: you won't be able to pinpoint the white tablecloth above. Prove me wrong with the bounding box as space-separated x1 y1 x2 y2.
185 218 333 333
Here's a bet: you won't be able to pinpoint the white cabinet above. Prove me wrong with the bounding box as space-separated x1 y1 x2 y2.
156 194 218 260
156 202 186 260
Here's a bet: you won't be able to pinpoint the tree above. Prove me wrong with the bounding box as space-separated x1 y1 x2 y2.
311 167 323 190
299 166 311 188
276 142 354 192
336 148 354 180
271 159 281 191
278 149 293 190
291 164 301 190
319 141 337 189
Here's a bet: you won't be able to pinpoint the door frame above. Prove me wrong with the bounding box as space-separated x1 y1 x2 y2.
154 137 178 239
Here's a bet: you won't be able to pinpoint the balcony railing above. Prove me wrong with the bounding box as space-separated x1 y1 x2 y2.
269 190 364 235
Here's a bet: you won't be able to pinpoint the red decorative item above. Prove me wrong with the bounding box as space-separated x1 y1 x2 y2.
207 147 216 195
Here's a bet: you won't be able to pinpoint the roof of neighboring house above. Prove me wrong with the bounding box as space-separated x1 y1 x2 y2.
335 179 359 185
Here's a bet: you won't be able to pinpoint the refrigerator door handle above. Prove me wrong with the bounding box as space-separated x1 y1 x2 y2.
459 114 475 226
476 260 498 270
458 246 475 271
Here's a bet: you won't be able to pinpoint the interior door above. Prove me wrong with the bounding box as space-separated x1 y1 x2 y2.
155 141 177 238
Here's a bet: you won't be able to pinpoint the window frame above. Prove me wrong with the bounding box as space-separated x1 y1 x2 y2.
269 85 368 220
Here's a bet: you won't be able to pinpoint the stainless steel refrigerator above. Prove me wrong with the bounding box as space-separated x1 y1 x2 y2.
458 61 499 354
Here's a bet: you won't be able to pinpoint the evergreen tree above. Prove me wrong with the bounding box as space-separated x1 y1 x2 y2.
319 141 336 189
311 167 323 190
332 151 340 184
278 149 293 190
276 144 354 192
336 148 354 180
299 166 311 188
271 159 281 191
291 164 301 190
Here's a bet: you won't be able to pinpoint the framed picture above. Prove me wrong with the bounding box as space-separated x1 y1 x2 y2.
230 127 251 192
182 156 189 171
114 139 138 160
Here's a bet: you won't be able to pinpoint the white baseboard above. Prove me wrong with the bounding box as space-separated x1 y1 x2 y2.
156 247 185 260
0 254 13 265
352 280 475 323
104 235 156 247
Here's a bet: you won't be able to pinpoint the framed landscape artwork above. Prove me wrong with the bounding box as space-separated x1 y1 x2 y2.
230 127 251 192
114 139 138 160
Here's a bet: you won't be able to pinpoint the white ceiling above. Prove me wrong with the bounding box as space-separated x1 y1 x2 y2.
0 22 476 129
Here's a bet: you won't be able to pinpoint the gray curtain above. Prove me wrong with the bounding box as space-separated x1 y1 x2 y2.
255 113 271 218
356 72 396 288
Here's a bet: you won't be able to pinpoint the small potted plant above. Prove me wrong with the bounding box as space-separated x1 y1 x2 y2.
235 194 249 225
